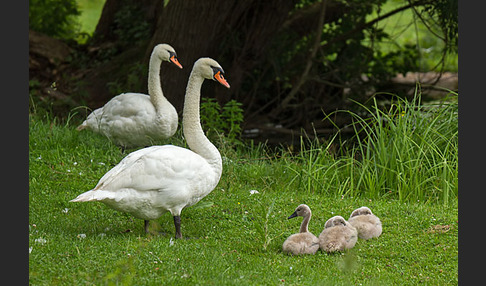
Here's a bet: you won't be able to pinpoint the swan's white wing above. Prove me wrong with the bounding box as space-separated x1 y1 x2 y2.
100 93 153 119
93 146 158 189
92 145 217 198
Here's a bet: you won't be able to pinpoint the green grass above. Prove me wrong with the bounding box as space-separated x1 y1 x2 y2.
29 94 457 284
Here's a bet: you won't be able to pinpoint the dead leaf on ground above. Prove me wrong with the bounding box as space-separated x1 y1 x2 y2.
425 224 452 234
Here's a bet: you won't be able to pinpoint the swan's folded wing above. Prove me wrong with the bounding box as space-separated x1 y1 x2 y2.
93 145 210 193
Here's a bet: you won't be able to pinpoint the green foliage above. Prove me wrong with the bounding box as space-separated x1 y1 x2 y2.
112 0 151 45
106 63 148 95
200 98 245 147
29 0 81 39
421 0 458 53
243 0 458 124
285 91 458 204
349 91 457 204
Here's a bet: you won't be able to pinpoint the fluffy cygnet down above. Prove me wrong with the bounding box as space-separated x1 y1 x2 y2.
348 206 382 240
319 215 358 253
282 204 320 255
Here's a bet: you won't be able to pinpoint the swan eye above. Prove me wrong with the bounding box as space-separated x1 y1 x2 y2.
212 66 230 88
211 66 224 76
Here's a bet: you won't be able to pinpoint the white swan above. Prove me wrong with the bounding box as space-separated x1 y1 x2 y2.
348 206 382 240
70 58 230 239
282 204 320 255
318 215 357 253
77 44 183 150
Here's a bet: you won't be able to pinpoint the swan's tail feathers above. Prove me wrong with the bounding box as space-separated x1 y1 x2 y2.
70 189 116 202
70 190 107 202
70 191 95 202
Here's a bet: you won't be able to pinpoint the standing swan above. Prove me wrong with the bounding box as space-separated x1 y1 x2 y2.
282 204 320 255
70 58 230 239
77 44 183 150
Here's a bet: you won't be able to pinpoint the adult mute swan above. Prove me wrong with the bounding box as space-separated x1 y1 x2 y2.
282 204 320 255
348 206 382 240
318 215 358 253
70 58 230 239
77 44 183 150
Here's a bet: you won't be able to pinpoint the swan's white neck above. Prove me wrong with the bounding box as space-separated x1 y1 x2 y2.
147 53 169 112
183 70 222 173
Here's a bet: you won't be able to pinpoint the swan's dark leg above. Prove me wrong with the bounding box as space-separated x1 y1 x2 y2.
144 220 150 233
173 216 182 239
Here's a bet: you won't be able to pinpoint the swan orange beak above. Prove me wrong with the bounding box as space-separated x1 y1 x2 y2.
214 71 230 88
170 55 183 69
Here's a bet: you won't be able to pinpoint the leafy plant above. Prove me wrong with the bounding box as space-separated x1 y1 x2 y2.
200 98 245 147
106 63 148 95
29 0 81 40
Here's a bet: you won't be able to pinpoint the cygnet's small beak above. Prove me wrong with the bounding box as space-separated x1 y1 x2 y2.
170 55 183 69
287 211 298 219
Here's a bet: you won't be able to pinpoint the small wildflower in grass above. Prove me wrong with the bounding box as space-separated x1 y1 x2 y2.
77 234 86 239
249 190 260 195
35 238 47 244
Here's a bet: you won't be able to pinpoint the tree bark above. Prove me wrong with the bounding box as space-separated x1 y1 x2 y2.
146 0 296 111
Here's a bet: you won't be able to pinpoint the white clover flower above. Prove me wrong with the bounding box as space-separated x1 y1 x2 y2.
249 190 260 195
35 238 47 244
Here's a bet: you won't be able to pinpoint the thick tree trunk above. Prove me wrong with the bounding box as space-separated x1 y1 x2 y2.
146 0 295 111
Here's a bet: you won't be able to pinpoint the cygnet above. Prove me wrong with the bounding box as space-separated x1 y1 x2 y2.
282 204 320 255
318 215 357 253
348 206 382 240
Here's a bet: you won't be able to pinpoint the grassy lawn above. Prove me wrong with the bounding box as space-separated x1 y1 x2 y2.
29 95 458 284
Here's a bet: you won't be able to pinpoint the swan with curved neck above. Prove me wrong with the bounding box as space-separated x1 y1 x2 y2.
282 204 320 255
77 44 183 150
70 58 230 239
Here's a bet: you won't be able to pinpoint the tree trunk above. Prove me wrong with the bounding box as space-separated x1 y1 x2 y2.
146 0 296 110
